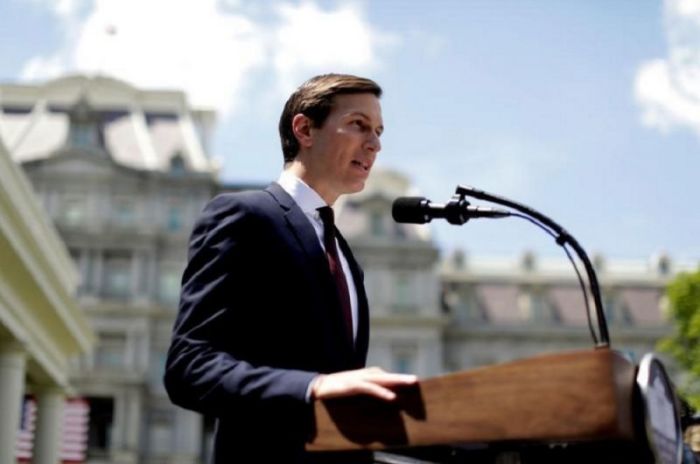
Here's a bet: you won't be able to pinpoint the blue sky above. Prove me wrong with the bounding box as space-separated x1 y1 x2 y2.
1 0 699 262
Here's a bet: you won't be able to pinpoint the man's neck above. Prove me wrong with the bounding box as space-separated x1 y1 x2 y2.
284 163 337 205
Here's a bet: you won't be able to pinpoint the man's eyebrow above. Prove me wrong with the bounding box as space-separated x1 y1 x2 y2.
348 111 384 132
347 111 370 118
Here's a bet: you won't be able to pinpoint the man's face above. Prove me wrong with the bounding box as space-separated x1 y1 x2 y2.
300 92 383 204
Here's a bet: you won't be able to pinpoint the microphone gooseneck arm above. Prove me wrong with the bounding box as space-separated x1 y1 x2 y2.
455 185 610 347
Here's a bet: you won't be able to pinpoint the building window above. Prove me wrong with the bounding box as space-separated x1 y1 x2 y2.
95 332 127 368
66 250 96 296
70 121 100 148
393 222 406 240
68 247 82 280
60 196 87 226
159 269 181 306
604 292 617 325
148 409 174 455
87 397 114 457
617 302 633 325
170 152 187 174
444 284 486 323
150 352 167 390
391 274 416 313
103 251 131 299
167 206 183 232
533 292 558 323
370 211 384 237
521 288 559 324
113 198 136 226
603 292 631 326
84 251 95 294
391 343 417 374
137 254 151 295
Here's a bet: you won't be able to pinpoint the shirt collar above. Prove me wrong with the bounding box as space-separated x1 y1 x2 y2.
277 170 327 215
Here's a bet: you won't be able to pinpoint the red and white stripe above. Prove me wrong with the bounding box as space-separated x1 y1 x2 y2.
15 399 35 461
16 397 90 463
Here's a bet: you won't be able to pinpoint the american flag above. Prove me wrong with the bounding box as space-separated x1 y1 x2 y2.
15 398 35 461
16 397 90 463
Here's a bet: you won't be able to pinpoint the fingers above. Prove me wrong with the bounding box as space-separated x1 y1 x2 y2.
353 380 397 401
363 370 419 387
311 367 418 401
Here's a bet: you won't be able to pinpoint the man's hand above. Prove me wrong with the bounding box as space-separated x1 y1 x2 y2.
310 367 417 401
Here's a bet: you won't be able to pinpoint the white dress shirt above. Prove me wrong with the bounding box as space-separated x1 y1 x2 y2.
277 170 359 341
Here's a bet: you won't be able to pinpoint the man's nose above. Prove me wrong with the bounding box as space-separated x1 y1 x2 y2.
365 133 381 153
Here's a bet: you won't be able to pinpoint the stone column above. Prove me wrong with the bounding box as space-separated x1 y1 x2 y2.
111 391 124 450
33 387 65 464
0 344 27 464
93 249 103 295
124 387 141 451
130 250 138 301
174 408 202 461
110 389 139 464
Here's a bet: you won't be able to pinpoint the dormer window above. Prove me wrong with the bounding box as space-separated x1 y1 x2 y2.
67 97 101 149
370 211 384 236
70 121 99 148
170 152 187 174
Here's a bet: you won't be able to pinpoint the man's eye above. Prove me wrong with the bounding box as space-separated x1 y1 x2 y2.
353 120 365 129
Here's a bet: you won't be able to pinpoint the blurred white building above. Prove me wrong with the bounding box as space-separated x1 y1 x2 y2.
439 250 683 370
0 134 94 463
1 74 219 464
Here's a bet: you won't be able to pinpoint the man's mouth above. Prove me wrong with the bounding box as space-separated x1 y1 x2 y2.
351 160 370 172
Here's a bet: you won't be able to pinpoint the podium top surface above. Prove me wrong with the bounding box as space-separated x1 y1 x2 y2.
308 349 637 452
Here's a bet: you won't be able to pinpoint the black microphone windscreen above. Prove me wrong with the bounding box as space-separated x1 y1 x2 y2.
392 197 429 224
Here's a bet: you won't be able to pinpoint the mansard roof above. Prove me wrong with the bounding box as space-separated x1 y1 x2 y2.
440 251 695 329
0 74 217 175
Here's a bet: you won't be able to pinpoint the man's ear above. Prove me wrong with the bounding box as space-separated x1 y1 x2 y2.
292 114 314 149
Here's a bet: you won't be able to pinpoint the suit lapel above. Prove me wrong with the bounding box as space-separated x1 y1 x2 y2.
265 183 358 362
265 183 328 278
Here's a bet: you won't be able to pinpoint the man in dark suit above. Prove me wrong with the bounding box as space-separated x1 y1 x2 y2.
164 74 417 463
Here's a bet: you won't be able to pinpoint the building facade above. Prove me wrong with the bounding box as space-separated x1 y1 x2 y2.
439 251 684 371
1 74 219 463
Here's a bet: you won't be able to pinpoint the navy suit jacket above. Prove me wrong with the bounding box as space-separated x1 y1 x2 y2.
164 183 370 463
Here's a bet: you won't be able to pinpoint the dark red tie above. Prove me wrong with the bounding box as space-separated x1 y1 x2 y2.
317 206 353 344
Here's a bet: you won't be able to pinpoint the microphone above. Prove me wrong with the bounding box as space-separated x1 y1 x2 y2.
392 196 511 225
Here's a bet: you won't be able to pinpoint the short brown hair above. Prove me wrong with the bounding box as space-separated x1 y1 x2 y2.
279 73 382 163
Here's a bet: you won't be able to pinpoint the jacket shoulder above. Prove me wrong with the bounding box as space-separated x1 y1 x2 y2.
203 189 272 215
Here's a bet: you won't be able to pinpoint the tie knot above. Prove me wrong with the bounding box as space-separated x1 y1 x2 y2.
317 206 334 226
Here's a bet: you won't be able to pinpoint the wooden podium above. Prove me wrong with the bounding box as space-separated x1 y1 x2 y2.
307 348 647 462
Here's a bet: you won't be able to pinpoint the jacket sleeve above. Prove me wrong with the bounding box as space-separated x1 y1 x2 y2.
163 194 318 417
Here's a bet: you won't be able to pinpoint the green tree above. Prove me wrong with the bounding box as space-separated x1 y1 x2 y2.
658 268 700 409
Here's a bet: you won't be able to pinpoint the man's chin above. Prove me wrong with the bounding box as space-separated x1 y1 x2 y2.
348 180 367 194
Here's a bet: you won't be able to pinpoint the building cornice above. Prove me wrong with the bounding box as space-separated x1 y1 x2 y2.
0 74 200 113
